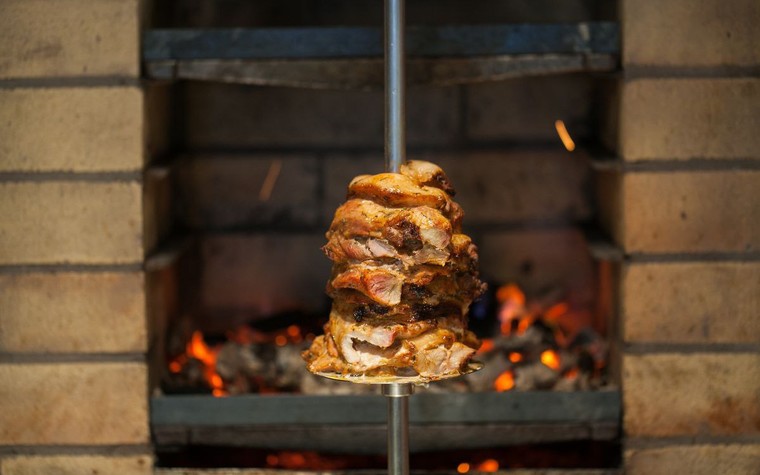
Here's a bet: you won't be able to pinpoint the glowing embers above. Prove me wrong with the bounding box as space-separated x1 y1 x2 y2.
163 284 608 395
479 283 608 392
166 325 315 396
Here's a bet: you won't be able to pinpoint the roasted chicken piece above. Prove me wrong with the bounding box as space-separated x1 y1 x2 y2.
327 199 452 252
303 160 484 378
328 262 485 310
400 160 456 196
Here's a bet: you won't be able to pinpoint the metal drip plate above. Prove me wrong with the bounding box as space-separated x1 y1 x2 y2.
314 361 483 386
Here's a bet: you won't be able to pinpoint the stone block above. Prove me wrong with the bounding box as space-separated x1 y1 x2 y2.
625 444 760 475
0 272 146 353
622 0 760 68
622 262 760 343
617 171 759 253
0 182 143 264
0 0 139 79
0 87 143 172
623 353 760 437
0 362 148 444
2 455 152 475
620 79 760 160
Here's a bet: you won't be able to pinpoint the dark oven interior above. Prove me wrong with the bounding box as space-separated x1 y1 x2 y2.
145 0 622 471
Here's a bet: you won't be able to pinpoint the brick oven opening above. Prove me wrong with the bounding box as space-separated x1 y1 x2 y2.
144 0 623 472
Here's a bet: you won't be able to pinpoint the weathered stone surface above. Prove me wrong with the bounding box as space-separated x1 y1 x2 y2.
0 87 143 172
0 182 143 264
620 79 760 160
625 444 760 475
0 272 146 353
2 455 152 475
0 362 148 444
623 353 760 437
622 0 760 68
0 0 139 79
622 262 760 344
600 170 760 254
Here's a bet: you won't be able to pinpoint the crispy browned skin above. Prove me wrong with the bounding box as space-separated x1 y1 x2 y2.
303 160 484 377
400 160 456 196
326 199 452 252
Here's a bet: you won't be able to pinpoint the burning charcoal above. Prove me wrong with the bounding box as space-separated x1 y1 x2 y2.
530 319 559 346
553 374 581 392
273 344 307 389
577 350 596 375
558 350 579 373
493 326 543 353
514 362 559 391
215 342 267 381
569 327 608 366
464 351 511 392
162 357 209 394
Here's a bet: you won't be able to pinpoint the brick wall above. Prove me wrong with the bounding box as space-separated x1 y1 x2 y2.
602 1 760 473
0 1 153 474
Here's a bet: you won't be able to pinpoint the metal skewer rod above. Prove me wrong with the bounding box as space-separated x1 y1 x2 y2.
382 383 413 475
383 2 411 474
385 0 406 173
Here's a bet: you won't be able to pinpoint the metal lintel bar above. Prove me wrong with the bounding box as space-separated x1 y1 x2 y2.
143 23 619 61
150 391 620 427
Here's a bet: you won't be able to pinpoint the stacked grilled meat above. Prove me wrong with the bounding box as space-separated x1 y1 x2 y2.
302 160 485 378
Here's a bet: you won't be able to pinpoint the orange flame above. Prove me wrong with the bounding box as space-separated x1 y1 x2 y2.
477 459 499 472
494 371 515 392
540 349 561 370
497 283 527 335
187 331 227 397
555 120 576 152
508 352 523 363
545 302 569 322
457 463 470 474
477 338 495 354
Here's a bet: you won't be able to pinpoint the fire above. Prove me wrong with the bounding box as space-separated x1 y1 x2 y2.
496 284 526 334
554 120 576 152
494 371 515 392
457 462 470 473
540 349 561 370
477 459 500 472
508 352 523 363
477 338 495 354
544 302 569 321
168 354 186 374
187 331 227 397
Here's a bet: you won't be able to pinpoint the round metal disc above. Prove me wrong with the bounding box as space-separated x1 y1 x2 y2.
313 361 483 386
